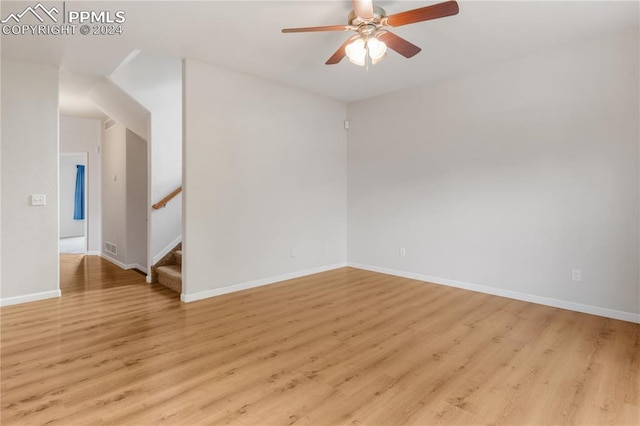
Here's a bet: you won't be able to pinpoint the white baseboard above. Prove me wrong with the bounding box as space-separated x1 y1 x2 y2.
87 250 101 256
129 263 148 274
181 262 347 303
100 253 148 275
347 262 640 324
1 289 61 307
152 235 182 265
100 253 126 269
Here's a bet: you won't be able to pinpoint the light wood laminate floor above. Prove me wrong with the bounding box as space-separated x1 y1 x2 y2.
1 255 638 425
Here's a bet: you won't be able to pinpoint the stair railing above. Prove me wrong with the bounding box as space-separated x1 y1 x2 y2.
152 186 182 210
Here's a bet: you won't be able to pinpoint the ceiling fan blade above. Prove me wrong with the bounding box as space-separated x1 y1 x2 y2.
385 0 459 27
377 31 422 58
352 0 374 19
282 24 350 33
326 37 357 65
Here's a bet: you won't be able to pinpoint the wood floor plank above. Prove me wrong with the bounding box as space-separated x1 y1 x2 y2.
1 254 638 425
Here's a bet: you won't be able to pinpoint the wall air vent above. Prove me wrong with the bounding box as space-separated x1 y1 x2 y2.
105 242 117 256
104 118 116 131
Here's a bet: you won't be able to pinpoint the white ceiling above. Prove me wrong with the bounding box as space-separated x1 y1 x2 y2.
2 0 638 117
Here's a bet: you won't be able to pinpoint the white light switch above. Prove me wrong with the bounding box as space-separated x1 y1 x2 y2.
31 194 46 206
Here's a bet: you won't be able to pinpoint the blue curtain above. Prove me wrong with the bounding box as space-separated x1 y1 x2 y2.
73 165 85 220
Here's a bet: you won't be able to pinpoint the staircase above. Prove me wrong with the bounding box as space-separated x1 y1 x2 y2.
153 244 182 293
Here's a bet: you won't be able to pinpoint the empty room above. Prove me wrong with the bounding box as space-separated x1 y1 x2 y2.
1 0 638 424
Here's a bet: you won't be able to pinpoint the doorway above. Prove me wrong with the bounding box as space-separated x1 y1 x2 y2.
59 152 88 254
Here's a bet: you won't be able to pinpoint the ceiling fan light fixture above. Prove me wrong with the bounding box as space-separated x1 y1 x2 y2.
282 1 460 66
345 35 387 67
346 37 367 66
368 37 387 60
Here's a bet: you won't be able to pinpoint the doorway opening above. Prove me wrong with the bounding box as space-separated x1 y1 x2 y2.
59 152 88 254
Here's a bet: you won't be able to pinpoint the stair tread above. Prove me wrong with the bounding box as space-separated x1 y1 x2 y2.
156 264 182 280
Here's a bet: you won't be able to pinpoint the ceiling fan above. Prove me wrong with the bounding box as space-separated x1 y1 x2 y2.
282 0 459 67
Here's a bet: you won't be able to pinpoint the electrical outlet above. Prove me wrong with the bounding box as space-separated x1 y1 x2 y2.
571 269 582 282
399 247 406 257
290 248 297 258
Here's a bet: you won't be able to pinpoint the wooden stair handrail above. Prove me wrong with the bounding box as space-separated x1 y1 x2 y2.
152 187 182 210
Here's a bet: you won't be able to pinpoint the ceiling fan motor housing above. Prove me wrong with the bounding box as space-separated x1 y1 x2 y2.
348 6 387 27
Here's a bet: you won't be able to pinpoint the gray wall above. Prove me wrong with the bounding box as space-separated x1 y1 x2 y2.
183 59 347 299
101 122 149 270
1 60 60 303
102 122 128 264
126 129 148 270
347 28 639 318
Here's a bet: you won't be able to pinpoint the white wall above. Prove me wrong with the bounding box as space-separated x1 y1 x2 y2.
89 77 149 141
59 154 85 239
59 116 102 252
101 122 149 270
126 129 148 270
347 28 640 319
1 60 60 305
102 122 128 264
183 59 347 299
110 52 182 265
